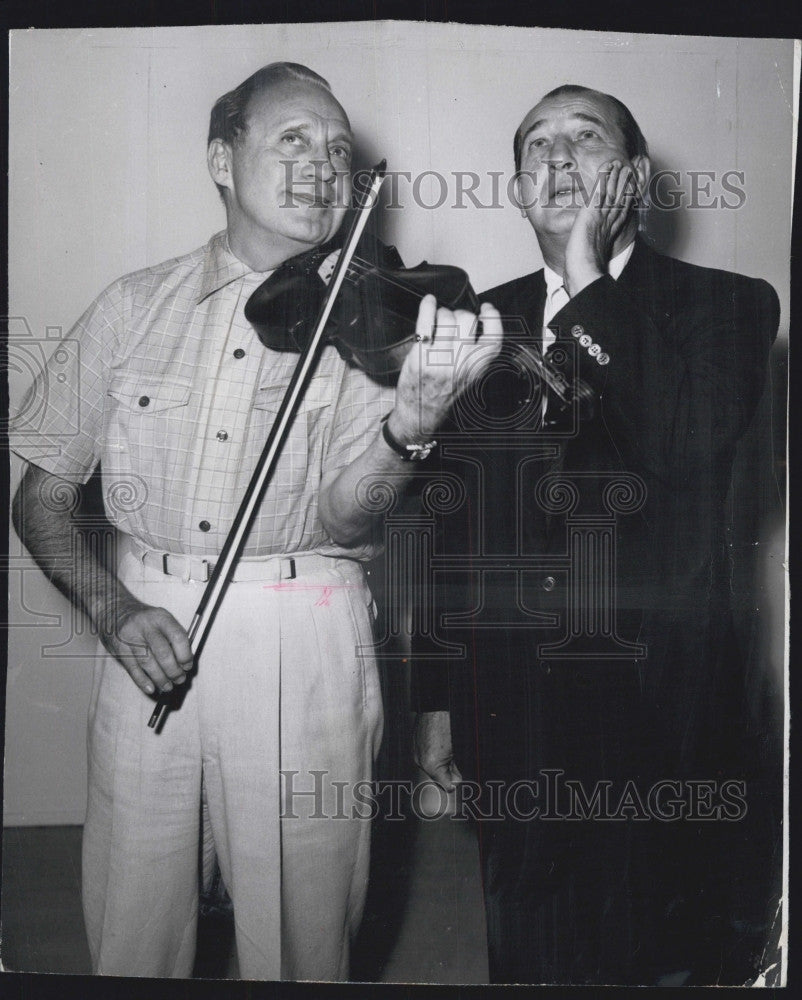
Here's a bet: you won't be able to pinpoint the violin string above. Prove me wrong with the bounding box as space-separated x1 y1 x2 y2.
340 255 430 298
323 255 570 400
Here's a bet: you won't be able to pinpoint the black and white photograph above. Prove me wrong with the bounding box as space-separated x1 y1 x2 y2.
2 10 794 992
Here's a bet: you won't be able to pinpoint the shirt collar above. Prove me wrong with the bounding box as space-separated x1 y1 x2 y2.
197 231 274 304
543 239 636 295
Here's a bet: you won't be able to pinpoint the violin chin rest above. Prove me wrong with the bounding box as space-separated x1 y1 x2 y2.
244 271 327 352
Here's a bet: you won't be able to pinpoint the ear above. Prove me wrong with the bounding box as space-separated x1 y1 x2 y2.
207 139 234 192
513 174 527 218
631 154 651 203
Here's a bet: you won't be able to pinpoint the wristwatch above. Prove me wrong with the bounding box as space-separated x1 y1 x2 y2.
381 413 438 461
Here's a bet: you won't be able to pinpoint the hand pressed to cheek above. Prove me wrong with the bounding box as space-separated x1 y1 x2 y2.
563 159 643 294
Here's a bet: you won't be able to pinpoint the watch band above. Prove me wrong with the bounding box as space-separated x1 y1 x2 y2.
381 414 437 461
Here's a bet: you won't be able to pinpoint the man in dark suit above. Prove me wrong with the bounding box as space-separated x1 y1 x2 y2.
412 85 780 985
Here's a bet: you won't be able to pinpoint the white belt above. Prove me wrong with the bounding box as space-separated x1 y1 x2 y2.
122 537 340 584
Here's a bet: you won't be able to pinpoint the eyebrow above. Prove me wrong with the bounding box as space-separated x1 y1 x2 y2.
275 119 353 141
520 112 608 145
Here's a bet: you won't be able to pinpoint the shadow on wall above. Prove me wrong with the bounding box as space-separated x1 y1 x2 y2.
640 155 690 256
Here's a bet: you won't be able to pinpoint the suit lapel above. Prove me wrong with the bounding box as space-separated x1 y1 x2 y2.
616 236 661 300
526 271 548 347
483 270 547 347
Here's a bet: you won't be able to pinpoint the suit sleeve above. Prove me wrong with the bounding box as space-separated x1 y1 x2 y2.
409 447 457 714
548 269 780 491
410 645 452 713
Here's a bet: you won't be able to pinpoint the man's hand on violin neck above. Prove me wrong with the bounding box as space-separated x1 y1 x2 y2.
390 294 503 440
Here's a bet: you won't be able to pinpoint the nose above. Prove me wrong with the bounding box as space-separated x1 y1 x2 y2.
299 143 336 185
317 156 336 183
544 137 576 171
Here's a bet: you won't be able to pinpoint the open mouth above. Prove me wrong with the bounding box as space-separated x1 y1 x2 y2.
550 187 579 205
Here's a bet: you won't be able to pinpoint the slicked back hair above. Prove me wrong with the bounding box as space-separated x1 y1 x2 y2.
513 85 649 173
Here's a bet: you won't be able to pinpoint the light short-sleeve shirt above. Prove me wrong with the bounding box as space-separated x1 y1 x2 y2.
10 231 396 560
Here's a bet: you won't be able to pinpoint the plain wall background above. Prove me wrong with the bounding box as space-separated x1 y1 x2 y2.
5 22 795 823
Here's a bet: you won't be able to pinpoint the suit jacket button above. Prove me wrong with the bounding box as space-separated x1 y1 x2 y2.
579 334 592 348
542 575 556 591
597 352 610 365
588 343 601 357
571 324 584 338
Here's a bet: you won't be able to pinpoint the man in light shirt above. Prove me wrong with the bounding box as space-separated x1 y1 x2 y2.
10 61 500 980
413 85 780 984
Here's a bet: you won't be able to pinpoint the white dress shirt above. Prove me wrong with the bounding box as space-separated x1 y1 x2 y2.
542 240 636 353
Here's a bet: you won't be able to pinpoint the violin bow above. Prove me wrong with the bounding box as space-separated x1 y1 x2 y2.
148 160 388 730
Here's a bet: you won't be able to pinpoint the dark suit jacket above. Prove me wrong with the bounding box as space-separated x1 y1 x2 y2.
412 237 779 788
410 236 779 983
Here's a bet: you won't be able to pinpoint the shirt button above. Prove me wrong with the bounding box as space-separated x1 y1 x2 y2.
233 348 246 359
571 324 584 338
216 430 229 441
138 395 150 407
542 576 556 591
199 520 211 532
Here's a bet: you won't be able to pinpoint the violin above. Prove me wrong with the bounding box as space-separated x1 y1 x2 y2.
244 230 593 414
244 233 479 378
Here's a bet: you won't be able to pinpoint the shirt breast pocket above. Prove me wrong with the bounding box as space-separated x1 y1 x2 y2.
250 374 333 499
104 375 193 472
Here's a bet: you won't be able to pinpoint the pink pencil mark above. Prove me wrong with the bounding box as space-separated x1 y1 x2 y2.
262 582 358 606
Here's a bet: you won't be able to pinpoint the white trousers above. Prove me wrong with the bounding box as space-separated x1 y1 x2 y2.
82 547 383 980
